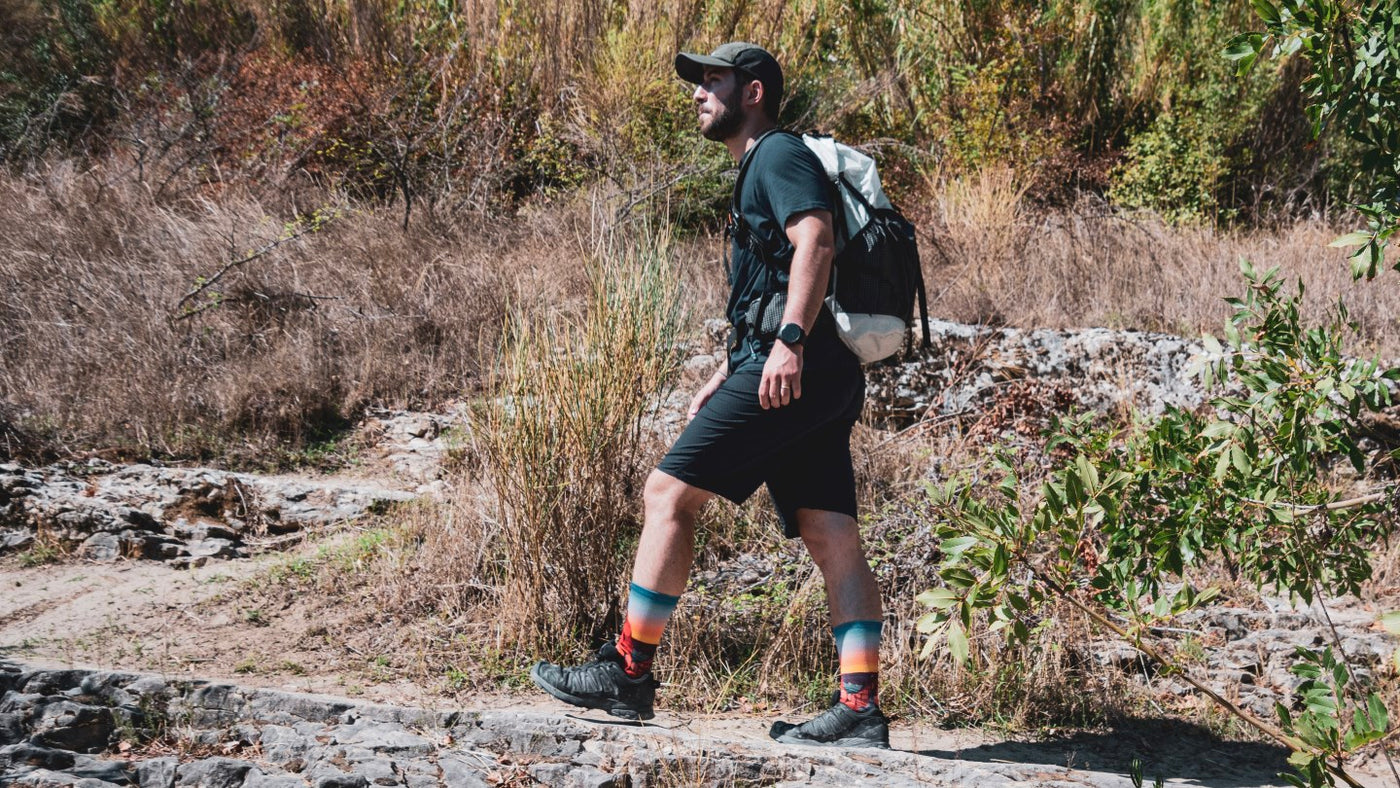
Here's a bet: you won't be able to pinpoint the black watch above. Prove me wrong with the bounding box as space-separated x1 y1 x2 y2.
777 322 806 347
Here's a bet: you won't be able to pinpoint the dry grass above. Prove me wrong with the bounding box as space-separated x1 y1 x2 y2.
9 152 1399 731
0 161 590 464
923 186 1400 357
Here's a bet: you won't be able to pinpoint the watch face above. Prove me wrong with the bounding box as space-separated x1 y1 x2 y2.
779 323 803 344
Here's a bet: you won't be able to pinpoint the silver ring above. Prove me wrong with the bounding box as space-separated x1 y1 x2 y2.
780 385 790 390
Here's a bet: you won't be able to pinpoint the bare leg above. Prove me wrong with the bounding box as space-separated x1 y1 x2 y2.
797 509 881 625
630 469 715 597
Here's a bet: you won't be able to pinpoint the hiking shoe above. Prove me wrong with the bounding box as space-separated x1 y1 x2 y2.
769 701 890 748
530 642 658 721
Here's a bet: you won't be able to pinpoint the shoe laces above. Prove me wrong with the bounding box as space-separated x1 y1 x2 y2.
794 702 861 738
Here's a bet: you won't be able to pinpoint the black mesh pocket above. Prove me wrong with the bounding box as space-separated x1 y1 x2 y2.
745 292 787 337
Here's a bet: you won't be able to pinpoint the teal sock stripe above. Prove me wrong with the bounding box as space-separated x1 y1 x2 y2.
629 583 680 606
832 620 882 640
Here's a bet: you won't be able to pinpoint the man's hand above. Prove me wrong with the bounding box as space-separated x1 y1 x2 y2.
687 367 728 420
760 340 802 409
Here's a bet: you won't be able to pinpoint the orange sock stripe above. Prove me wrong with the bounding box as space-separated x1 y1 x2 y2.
839 648 880 674
834 620 882 674
625 583 679 647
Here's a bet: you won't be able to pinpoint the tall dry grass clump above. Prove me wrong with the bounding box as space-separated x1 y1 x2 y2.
469 217 687 652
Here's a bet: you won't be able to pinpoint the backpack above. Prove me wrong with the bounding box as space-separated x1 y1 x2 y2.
728 130 930 364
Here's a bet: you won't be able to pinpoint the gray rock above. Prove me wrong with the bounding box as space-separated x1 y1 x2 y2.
135 757 178 788
0 712 23 744
6 767 127 787
343 756 399 785
22 671 87 696
2 742 77 769
242 773 312 788
175 757 252 788
77 532 123 561
0 452 422 563
1 530 33 550
435 755 491 788
255 724 310 763
1 692 44 714
566 767 630 788
29 700 114 753
67 753 134 785
305 761 369 788
335 722 432 755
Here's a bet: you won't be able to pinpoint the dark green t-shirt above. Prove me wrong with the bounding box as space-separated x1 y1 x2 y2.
727 131 847 371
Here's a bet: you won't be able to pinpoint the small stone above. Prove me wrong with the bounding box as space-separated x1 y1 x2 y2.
77 532 122 561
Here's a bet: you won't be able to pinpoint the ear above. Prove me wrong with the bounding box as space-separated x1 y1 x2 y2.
743 77 765 110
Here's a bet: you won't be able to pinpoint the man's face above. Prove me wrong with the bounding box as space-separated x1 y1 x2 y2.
693 67 748 142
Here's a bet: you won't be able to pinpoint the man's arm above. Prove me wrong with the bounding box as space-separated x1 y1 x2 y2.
760 208 835 410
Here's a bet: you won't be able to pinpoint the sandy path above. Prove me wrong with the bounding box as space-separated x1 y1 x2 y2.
0 552 1348 787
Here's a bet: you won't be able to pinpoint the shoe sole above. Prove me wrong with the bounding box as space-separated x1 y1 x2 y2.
770 720 890 748
529 662 655 721
772 733 891 749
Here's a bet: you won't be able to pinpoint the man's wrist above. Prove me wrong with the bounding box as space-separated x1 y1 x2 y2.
777 321 806 348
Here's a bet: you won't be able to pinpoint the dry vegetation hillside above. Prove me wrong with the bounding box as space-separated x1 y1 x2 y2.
4 0 1400 754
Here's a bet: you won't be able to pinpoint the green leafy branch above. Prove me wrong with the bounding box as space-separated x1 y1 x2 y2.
919 263 1398 787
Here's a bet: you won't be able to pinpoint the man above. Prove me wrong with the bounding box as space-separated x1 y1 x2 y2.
531 42 888 749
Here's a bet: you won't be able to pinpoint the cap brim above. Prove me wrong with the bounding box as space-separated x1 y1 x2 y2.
675 52 734 84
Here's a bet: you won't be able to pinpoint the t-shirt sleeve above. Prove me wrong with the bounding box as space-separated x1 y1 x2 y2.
757 136 833 231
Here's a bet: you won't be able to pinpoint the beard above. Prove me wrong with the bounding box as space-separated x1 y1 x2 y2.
700 97 744 142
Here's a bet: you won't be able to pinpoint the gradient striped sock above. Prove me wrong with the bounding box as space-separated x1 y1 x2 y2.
616 582 679 678
834 620 881 711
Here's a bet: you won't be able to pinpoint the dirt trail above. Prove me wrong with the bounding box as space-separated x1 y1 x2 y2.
0 551 1343 787
0 406 1393 786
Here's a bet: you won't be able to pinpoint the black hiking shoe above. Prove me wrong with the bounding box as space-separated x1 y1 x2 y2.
530 642 658 721
769 701 890 748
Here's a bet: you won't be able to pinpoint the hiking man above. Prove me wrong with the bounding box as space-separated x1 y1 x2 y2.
531 42 888 748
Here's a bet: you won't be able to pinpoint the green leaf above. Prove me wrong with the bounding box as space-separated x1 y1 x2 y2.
1286 751 1316 769
1231 445 1251 475
918 628 941 660
1368 693 1389 731
916 610 948 635
943 567 977 590
1329 231 1373 247
1378 610 1400 635
1251 0 1281 24
991 544 1008 576
941 536 980 558
948 621 969 665
916 587 959 610
1213 448 1233 481
1152 595 1171 618
1200 421 1234 439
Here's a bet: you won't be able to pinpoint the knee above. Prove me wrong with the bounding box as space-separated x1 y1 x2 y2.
643 470 704 520
800 515 861 569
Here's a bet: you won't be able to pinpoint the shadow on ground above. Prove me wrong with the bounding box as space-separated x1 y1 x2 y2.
919 717 1293 788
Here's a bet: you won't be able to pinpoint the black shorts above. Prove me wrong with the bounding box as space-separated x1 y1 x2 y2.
656 360 864 538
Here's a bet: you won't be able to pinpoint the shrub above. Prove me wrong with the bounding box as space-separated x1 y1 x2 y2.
469 215 687 650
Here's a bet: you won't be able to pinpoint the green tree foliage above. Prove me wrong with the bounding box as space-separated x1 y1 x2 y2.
1226 0 1400 276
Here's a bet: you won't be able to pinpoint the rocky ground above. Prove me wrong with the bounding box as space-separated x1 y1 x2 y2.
1 321 1397 787
0 659 1321 787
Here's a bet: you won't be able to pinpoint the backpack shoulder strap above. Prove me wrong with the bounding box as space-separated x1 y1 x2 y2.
726 129 796 269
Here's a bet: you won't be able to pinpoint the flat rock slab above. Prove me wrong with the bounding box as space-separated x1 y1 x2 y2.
0 660 1308 787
